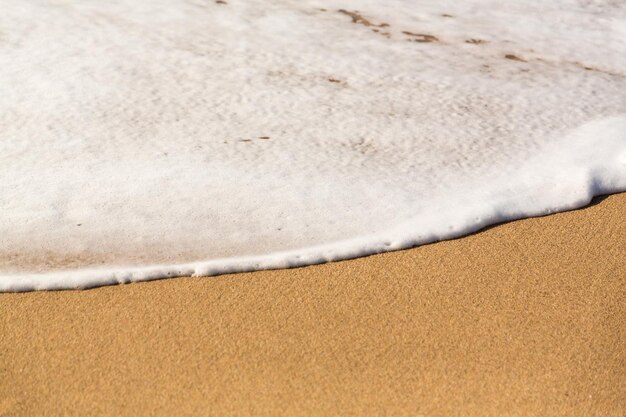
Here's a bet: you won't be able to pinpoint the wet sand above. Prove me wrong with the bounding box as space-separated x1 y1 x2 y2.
1 193 624 416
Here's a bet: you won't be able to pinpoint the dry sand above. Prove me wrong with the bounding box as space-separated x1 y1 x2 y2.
1 193 625 417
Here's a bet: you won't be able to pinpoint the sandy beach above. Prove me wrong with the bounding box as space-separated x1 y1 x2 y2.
1 1 624 415
1 192 624 416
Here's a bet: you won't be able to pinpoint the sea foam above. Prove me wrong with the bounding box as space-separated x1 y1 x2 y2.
1 0 625 291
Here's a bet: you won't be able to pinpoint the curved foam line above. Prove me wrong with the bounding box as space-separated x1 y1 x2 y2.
3 117 625 292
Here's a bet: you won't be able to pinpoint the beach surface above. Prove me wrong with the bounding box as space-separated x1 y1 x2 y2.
1 193 625 417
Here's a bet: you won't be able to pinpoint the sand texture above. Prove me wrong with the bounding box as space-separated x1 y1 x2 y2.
1 193 625 416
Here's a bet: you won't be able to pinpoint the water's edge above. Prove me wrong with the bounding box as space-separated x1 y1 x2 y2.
2 189 623 293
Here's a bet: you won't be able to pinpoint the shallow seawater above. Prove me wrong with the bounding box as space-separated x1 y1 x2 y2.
1 0 625 291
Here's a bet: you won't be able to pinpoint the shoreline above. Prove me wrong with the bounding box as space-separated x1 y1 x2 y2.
3 192 624 292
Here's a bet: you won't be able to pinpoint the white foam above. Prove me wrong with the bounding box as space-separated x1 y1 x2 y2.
1 0 625 292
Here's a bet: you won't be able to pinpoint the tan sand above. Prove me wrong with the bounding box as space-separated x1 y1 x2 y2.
1 193 625 417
